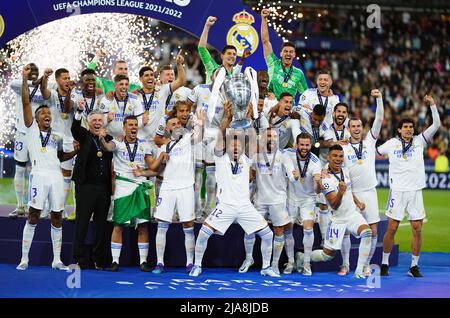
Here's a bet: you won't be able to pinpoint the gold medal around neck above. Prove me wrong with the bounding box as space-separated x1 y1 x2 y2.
129 162 137 168
314 142 320 148
300 178 305 184
282 82 288 88
357 159 363 165
402 154 407 159
40 147 47 153
60 113 68 120
97 151 103 158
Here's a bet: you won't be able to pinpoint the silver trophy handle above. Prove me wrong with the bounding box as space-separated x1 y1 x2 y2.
244 66 259 120
208 67 227 123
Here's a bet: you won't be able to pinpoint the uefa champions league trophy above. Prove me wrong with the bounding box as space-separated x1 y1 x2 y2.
222 73 253 129
207 66 259 130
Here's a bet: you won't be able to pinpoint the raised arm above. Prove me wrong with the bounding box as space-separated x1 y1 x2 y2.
40 68 53 100
370 89 384 139
199 16 216 48
215 100 233 153
260 9 273 57
192 109 206 144
21 66 33 127
71 100 87 142
169 51 186 93
422 95 441 143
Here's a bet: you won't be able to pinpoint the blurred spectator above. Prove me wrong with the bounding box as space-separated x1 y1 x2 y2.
435 148 449 172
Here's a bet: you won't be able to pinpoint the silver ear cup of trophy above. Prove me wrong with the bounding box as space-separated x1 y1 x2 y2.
221 73 253 129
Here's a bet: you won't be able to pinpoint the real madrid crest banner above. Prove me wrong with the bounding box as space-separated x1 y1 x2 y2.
0 0 304 73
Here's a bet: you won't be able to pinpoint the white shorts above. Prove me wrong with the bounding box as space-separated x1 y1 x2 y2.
385 190 425 222
195 127 217 164
255 202 290 227
60 158 74 171
28 170 64 212
316 192 328 206
14 131 29 163
354 188 380 224
155 186 195 223
114 178 149 224
288 197 316 223
324 212 368 251
205 202 268 235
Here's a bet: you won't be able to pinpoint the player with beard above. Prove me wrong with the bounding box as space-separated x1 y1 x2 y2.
17 65 77 270
239 128 295 275
285 133 322 276
151 110 206 274
340 89 384 276
257 70 277 115
9 63 45 218
99 116 167 272
261 9 308 100
298 69 340 125
40 68 77 216
296 145 372 278
189 101 279 278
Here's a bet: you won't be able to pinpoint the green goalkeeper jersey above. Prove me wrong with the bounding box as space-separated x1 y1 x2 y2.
198 47 241 84
265 52 308 100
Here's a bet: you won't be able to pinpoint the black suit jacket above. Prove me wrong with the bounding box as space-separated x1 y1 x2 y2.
71 117 113 189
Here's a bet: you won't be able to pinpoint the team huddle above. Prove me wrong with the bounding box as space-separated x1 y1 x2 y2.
10 10 441 279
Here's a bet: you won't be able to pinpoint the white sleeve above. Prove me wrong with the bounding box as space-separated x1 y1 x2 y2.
323 128 334 141
155 117 167 137
290 119 301 144
311 161 322 175
188 87 198 104
281 152 296 182
321 177 335 196
10 79 22 94
421 105 441 145
370 97 384 139
233 64 243 75
376 139 392 156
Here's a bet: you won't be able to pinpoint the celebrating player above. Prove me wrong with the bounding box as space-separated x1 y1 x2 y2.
285 133 322 276
9 63 44 218
17 65 77 270
99 116 165 272
378 95 441 277
340 89 384 276
189 102 279 277
152 110 206 274
296 145 372 278
260 8 308 100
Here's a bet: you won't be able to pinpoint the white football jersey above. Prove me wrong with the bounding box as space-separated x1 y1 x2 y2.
46 89 75 138
11 80 47 133
136 89 167 140
252 149 290 205
270 116 299 149
298 108 328 141
298 88 341 125
377 135 427 191
166 86 192 112
71 90 104 129
321 167 356 222
112 138 154 181
188 84 224 128
26 120 65 173
215 153 252 206
342 133 378 192
285 149 322 201
100 93 144 139
158 132 196 190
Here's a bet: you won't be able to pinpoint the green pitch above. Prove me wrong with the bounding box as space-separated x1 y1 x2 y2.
1 178 449 252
